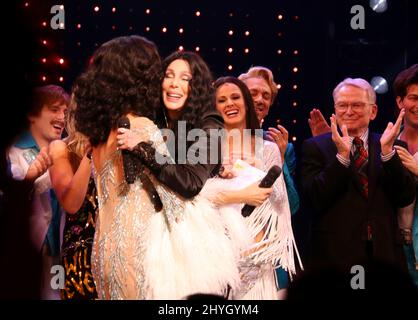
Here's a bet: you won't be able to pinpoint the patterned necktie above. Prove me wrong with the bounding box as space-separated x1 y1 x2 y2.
353 137 368 198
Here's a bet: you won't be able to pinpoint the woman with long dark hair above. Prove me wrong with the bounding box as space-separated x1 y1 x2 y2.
75 41 239 299
207 76 301 299
117 51 223 198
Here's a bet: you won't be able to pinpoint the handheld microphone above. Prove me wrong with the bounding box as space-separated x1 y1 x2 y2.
118 117 137 184
241 165 282 217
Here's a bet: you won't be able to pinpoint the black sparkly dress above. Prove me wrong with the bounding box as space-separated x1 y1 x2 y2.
60 178 98 300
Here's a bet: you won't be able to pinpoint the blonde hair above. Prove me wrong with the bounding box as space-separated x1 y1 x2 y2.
238 66 278 102
333 78 376 104
65 94 90 159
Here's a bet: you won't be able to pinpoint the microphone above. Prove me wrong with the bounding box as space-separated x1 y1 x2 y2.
118 117 137 184
241 165 282 217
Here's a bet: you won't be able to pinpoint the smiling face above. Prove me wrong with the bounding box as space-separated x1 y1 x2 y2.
397 83 418 130
215 83 247 130
28 102 67 147
334 85 377 137
242 77 273 123
162 59 192 120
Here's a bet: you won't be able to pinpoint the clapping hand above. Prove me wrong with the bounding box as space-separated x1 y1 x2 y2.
308 108 331 137
394 145 418 177
266 121 288 162
330 114 351 159
25 147 52 181
380 109 405 156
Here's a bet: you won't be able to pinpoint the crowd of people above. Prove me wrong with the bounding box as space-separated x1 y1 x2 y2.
1 34 417 300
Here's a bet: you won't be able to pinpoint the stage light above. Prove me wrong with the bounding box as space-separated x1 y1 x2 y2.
195 11 201 17
277 49 282 54
145 9 151 14
292 137 297 142
112 25 116 30
77 23 81 29
162 27 167 33
277 84 282 89
293 85 298 90
278 32 283 37
293 67 298 73
146 27 150 32
179 28 184 34
24 2 29 7
42 40 47 45
42 76 46 82
228 30 234 36
94 6 99 12
195 47 200 52
228 65 233 71
293 102 298 107
59 76 64 82
244 48 249 53
245 31 250 36
59 58 64 64
179 46 184 51
371 76 388 94
277 14 283 20
370 0 388 13
228 48 233 53
60 23 64 28
293 119 297 124
42 21 47 27
293 50 299 55
112 7 116 13
41 58 46 63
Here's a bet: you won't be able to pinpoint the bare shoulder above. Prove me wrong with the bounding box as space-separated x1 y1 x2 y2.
49 139 68 158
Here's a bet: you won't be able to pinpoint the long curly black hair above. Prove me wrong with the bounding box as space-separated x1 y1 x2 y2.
73 35 162 146
156 51 215 131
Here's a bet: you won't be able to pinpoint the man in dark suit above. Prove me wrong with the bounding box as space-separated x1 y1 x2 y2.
301 78 415 275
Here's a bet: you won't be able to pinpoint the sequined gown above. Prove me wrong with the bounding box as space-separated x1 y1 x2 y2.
91 117 239 299
61 178 98 300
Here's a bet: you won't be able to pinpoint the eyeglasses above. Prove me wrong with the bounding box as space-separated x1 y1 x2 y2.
334 102 373 112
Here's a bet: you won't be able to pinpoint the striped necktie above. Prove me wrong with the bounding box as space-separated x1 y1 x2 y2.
353 136 368 198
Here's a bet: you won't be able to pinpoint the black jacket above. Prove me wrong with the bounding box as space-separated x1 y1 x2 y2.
133 111 224 198
301 132 415 272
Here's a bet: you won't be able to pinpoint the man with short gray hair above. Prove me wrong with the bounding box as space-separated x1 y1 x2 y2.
301 77 415 276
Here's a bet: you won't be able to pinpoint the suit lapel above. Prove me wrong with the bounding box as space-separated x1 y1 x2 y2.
367 132 381 201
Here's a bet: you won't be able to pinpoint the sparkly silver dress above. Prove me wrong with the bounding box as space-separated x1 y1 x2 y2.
91 117 239 299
